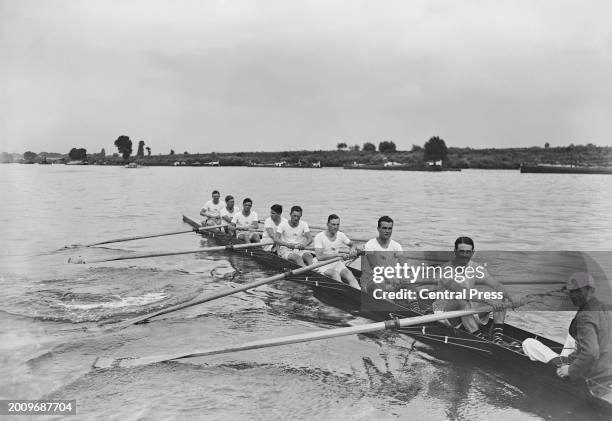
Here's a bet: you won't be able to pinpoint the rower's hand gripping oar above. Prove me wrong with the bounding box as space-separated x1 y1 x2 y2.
104 256 345 331
94 298 531 369
68 238 273 264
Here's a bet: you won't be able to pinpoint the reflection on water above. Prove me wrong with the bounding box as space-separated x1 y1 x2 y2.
1 165 611 420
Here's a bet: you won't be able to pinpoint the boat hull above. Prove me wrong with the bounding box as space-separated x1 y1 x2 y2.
183 214 610 409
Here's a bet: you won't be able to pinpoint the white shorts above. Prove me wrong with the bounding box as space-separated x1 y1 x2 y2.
279 246 313 260
315 260 347 277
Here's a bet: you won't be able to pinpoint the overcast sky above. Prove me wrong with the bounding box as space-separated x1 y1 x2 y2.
1 0 611 154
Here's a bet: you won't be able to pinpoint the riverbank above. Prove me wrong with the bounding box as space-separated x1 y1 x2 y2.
3 144 611 170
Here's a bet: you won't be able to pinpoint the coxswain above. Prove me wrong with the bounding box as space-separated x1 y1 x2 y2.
522 272 612 382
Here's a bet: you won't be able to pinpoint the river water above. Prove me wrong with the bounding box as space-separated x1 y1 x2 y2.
1 164 611 420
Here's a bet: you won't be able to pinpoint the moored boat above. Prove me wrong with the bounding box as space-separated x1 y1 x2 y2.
182 214 611 409
520 164 612 174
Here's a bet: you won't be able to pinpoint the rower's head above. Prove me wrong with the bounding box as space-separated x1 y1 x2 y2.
270 204 282 221
566 272 595 307
212 190 220 203
327 214 340 235
289 205 302 225
454 237 475 263
225 195 235 209
377 216 394 240
242 198 252 213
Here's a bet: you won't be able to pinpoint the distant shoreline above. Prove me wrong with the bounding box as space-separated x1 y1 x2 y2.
3 144 611 170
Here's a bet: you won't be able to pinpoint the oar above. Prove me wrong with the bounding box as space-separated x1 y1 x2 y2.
105 257 344 330
68 240 274 264
94 300 525 369
78 224 226 248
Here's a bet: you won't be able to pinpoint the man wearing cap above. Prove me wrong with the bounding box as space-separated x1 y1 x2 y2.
522 272 612 382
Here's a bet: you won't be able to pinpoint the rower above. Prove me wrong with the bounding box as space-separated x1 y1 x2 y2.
314 214 360 289
261 204 286 253
274 205 314 266
432 237 516 344
362 216 403 293
364 216 403 252
220 195 238 226
230 198 260 243
522 272 612 382
200 190 223 226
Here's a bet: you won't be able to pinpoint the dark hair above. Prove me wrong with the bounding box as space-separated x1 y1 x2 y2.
377 215 394 227
454 237 475 250
327 214 340 222
290 205 302 214
243 198 252 205
271 204 283 214
212 190 220 195
225 195 234 202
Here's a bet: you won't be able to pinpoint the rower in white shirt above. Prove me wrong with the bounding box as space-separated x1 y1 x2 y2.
314 214 360 289
230 198 260 243
261 204 286 252
200 190 224 226
362 216 403 292
274 205 314 266
220 195 239 227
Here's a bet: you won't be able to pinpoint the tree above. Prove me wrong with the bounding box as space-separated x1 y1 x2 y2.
68 148 87 161
23 151 37 163
411 144 423 152
146 146 151 156
378 141 397 153
136 141 145 157
363 142 376 152
114 135 132 160
351 144 360 151
170 149 175 155
423 136 448 162
336 142 348 150
100 148 106 157
544 142 550 149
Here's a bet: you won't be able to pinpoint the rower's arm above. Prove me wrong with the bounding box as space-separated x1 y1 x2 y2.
274 231 290 248
301 231 313 247
481 273 513 302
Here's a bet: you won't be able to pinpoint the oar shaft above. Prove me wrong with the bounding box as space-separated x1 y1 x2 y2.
83 229 195 247
109 302 524 368
108 257 344 329
77 241 274 264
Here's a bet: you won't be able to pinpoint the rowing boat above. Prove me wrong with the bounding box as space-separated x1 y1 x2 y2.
182 215 612 409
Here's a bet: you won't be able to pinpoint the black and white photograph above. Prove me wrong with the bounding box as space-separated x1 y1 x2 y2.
1 1 611 419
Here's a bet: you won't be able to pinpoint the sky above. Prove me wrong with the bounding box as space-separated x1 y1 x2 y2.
1 0 611 154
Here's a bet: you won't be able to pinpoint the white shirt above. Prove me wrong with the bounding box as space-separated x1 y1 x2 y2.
220 206 239 221
262 216 287 243
201 200 224 217
231 211 259 228
276 220 310 246
364 238 403 252
314 231 351 254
